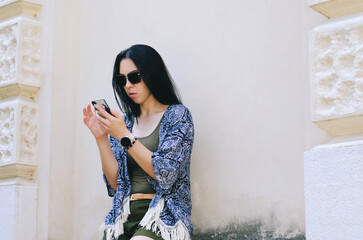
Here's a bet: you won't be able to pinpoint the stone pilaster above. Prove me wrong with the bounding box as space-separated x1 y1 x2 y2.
305 2 363 239
0 1 41 239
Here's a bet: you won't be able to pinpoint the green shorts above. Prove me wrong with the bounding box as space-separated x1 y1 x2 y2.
103 199 163 240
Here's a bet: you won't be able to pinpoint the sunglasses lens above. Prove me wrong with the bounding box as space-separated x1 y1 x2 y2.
115 75 126 86
128 72 141 84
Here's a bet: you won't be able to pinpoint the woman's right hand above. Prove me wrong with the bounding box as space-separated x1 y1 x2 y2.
83 104 107 140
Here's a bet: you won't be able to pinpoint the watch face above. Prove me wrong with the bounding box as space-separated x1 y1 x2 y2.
121 137 131 147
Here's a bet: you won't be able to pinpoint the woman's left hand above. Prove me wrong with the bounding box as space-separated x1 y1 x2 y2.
94 105 130 140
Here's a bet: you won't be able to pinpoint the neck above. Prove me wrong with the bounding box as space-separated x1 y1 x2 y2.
139 96 168 117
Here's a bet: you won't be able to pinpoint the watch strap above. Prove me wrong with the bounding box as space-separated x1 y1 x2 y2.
119 133 137 149
125 138 136 149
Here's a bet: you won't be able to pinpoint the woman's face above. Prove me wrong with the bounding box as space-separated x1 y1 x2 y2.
120 58 152 105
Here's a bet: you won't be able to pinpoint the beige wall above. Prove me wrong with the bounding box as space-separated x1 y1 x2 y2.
7 1 363 239
31 0 331 239
66 1 329 239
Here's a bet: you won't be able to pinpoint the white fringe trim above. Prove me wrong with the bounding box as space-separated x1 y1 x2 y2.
139 198 191 240
100 196 131 240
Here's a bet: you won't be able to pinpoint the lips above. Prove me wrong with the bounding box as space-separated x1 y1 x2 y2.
129 92 137 98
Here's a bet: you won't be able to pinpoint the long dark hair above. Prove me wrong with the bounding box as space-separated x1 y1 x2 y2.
112 44 182 117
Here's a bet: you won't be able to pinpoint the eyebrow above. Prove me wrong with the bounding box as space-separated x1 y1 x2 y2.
118 70 139 76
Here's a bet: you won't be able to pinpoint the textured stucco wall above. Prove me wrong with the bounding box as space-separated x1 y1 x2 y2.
0 185 37 239
305 141 363 239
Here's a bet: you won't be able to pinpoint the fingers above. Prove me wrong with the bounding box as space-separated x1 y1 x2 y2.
110 108 122 118
83 106 91 125
83 106 88 118
95 108 110 125
94 104 112 120
86 104 94 118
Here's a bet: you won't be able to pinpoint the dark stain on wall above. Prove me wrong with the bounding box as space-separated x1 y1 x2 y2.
191 220 305 240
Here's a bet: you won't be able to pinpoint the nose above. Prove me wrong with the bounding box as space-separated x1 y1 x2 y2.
125 79 133 88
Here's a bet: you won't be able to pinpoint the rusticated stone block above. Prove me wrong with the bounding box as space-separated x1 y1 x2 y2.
310 16 363 136
0 22 17 84
0 104 15 163
0 100 38 166
0 17 40 99
19 19 41 86
19 103 38 163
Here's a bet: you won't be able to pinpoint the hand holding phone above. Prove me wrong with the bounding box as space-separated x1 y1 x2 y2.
91 99 114 118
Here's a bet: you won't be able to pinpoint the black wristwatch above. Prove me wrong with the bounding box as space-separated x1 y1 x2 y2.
119 133 136 150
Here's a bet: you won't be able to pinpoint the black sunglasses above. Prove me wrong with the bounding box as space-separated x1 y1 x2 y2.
114 71 142 86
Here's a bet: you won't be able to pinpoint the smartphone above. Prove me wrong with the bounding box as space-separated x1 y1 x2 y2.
91 99 114 118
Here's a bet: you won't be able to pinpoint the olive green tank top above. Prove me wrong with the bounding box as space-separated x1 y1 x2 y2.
127 119 162 194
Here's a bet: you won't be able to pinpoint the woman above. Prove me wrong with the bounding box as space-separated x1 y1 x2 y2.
83 44 194 240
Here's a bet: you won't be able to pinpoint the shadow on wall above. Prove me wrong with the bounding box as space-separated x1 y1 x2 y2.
192 220 305 240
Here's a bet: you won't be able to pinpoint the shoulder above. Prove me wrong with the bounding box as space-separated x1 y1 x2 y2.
158 105 194 141
165 104 193 122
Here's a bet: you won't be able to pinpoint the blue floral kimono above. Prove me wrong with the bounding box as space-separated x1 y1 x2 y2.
100 104 194 240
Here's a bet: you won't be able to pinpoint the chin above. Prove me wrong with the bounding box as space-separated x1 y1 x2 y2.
132 99 143 104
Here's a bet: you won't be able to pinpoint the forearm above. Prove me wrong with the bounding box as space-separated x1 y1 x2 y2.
127 140 156 179
96 136 118 190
